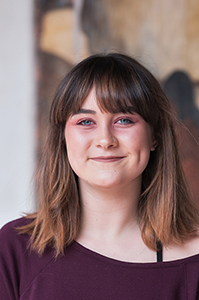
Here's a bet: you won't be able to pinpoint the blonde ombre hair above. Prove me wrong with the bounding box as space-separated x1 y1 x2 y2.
19 53 199 256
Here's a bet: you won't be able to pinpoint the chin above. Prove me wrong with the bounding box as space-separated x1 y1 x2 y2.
88 176 127 190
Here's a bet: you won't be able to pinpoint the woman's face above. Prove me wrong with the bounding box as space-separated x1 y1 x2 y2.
65 89 155 191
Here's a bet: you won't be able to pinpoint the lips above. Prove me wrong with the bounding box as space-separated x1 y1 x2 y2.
90 156 125 163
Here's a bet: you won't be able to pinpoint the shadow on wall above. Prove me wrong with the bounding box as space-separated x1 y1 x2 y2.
163 71 199 205
35 0 73 11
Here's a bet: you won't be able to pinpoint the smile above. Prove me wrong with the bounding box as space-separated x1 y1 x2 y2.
90 156 125 163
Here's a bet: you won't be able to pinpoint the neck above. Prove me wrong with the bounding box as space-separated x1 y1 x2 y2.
76 179 157 263
77 179 141 243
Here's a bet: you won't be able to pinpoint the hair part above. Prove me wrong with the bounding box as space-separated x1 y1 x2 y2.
18 53 199 256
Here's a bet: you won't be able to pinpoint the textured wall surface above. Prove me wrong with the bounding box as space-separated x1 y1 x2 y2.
37 0 199 204
82 0 199 81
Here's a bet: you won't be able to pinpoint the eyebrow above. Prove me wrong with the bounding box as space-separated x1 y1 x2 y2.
72 109 96 116
72 107 137 116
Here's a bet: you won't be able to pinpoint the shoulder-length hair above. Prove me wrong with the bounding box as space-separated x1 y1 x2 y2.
19 53 199 256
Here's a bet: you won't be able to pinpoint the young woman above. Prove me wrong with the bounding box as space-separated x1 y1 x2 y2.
1 53 199 300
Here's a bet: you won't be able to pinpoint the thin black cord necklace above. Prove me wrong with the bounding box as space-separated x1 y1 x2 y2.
156 241 163 262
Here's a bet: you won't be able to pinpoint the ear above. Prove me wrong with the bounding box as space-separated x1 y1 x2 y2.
150 137 157 151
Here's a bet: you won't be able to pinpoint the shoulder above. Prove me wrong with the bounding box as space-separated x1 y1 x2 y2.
0 218 32 255
0 217 29 247
0 217 31 238
0 217 54 262
0 217 30 230
0 218 55 298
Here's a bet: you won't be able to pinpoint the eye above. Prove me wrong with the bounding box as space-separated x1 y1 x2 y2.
77 119 95 126
116 118 134 125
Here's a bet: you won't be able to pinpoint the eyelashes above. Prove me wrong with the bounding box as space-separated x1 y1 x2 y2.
116 118 134 125
77 119 95 126
76 117 135 126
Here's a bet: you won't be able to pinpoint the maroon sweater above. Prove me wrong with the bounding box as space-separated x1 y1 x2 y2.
1 218 199 300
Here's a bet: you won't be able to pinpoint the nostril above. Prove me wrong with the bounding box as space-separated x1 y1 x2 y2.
95 136 118 149
94 126 118 149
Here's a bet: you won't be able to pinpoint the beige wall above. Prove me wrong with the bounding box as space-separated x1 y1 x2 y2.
111 0 199 81
39 1 199 107
40 0 199 81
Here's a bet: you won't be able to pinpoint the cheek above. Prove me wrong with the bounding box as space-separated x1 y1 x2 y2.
126 132 153 160
64 128 91 166
121 130 152 150
65 124 92 146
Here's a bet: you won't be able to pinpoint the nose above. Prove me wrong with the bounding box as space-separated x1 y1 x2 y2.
94 125 118 149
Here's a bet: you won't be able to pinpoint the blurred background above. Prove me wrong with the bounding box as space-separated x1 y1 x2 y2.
0 0 199 228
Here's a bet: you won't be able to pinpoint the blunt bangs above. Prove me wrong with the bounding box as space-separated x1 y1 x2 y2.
53 53 161 131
